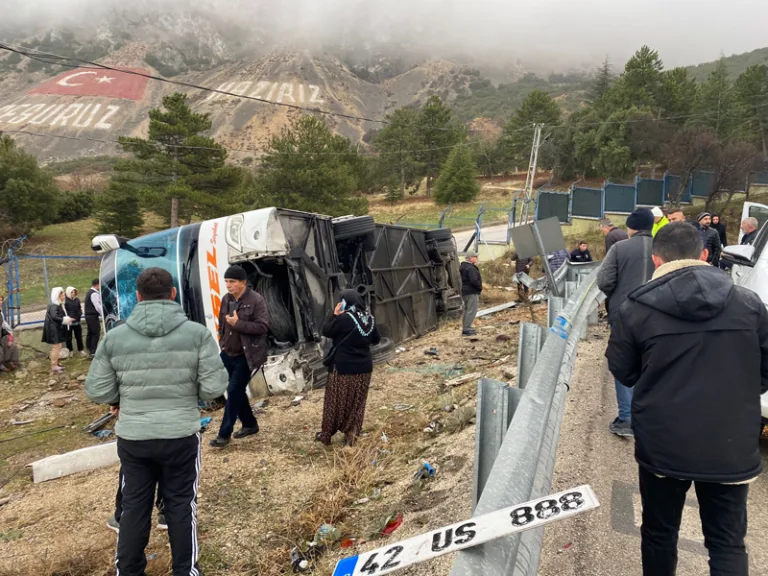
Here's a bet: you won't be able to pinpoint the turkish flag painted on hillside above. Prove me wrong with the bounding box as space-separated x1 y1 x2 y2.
28 68 150 101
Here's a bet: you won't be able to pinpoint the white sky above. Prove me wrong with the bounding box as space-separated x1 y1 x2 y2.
2 0 767 69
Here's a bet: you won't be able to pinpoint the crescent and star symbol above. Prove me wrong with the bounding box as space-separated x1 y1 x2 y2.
57 71 116 87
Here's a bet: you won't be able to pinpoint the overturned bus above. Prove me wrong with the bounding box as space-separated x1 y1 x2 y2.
92 208 462 394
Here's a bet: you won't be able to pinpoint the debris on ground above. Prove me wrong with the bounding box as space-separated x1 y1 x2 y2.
10 419 33 426
423 420 444 436
445 372 483 388
93 430 114 439
291 396 305 407
0 497 11 507
380 432 389 444
396 347 407 353
199 416 213 431
412 462 437 485
391 404 414 412
315 523 342 545
83 413 114 433
424 347 439 356
381 512 404 536
254 399 269 409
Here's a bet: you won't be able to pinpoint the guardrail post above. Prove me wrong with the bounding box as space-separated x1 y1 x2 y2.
516 323 547 390
472 378 512 510
42 257 50 302
547 295 564 329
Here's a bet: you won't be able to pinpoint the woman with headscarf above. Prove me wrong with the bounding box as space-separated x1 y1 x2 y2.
317 289 381 447
64 286 86 357
42 287 73 373
711 214 728 247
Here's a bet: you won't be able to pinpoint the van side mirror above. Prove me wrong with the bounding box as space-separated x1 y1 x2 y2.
721 245 755 268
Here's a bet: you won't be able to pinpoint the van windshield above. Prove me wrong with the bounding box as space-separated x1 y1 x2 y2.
101 229 182 330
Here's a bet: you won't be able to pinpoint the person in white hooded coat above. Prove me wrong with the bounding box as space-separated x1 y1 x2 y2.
42 287 74 373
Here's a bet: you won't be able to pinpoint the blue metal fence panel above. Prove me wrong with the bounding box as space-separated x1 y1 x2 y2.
535 191 570 224
663 173 683 203
690 171 715 198
636 177 664 206
603 183 635 213
570 187 603 219
753 171 768 185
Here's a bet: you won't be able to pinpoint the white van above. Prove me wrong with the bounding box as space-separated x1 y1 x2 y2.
720 201 768 424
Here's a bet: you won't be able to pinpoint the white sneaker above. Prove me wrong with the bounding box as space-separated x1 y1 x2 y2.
79 351 89 358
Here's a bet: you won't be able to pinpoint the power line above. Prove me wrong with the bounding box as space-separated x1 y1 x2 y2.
0 41 457 132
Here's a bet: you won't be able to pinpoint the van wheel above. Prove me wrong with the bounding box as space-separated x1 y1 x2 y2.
333 216 376 241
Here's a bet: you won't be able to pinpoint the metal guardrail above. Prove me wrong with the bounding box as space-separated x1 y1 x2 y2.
452 261 602 576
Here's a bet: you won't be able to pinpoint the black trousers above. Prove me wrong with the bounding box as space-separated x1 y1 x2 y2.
216 352 258 439
65 323 84 352
85 315 100 355
116 434 202 576
639 465 749 576
115 467 164 521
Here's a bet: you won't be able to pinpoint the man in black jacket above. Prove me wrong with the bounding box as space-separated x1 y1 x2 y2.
597 208 655 438
569 240 593 263
210 266 271 448
697 212 722 266
600 219 628 253
606 222 768 576
460 253 482 337
84 279 102 359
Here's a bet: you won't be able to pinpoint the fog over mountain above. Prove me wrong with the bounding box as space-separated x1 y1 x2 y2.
2 0 768 70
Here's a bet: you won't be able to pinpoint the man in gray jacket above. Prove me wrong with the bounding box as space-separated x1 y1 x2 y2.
86 268 227 576
597 208 654 438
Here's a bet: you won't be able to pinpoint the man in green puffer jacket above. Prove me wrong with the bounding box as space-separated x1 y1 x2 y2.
86 267 227 576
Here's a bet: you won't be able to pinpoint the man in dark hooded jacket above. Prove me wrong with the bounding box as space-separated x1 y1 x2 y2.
606 222 768 576
697 212 722 266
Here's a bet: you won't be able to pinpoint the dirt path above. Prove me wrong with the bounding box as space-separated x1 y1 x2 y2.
539 324 768 576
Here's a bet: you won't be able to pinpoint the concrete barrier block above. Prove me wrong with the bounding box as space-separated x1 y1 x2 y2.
31 441 119 483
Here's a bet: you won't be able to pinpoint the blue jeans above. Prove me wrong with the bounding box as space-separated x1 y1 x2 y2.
615 378 633 422
217 352 258 439
609 319 633 422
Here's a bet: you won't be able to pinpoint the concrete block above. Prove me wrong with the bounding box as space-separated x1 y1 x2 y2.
31 441 119 483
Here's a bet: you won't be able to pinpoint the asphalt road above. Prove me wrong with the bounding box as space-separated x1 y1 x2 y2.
538 324 768 576
452 224 510 252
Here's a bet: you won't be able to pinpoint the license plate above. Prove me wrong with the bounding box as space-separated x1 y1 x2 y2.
332 485 599 576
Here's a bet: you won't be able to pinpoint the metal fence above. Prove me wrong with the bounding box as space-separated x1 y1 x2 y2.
535 170 719 224
4 253 101 328
451 261 602 576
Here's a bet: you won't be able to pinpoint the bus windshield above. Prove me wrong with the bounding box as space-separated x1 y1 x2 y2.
101 228 182 330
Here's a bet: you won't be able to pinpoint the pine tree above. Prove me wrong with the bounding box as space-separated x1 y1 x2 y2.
496 90 561 171
734 65 768 155
374 107 424 201
94 181 144 238
416 96 461 198
434 145 480 204
116 92 241 228
255 115 368 216
591 57 612 102
695 59 738 140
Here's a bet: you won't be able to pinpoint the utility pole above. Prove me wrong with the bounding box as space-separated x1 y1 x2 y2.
520 124 543 225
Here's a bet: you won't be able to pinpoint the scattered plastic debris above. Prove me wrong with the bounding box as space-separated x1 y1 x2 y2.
315 524 341 545
392 404 414 412
423 420 444 436
200 416 213 431
10 419 33 426
412 462 437 484
290 547 310 573
291 396 304 407
396 347 407 353
340 537 360 549
93 430 114 439
382 513 404 536
380 432 390 444
424 347 439 356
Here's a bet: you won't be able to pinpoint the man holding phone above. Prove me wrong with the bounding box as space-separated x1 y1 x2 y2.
210 266 271 448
